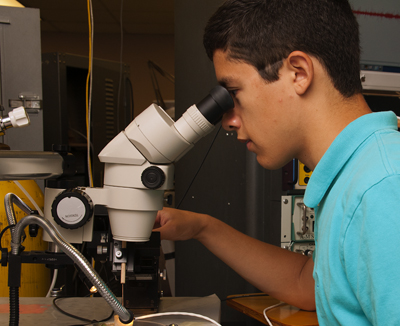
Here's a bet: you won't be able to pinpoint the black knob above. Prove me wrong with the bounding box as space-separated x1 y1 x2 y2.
141 166 166 189
1 248 8 267
51 188 93 229
29 224 39 237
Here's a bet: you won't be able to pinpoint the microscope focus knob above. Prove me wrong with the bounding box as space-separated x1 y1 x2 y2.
51 188 94 229
141 166 165 189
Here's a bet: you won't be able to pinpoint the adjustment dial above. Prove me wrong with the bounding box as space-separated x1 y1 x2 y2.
141 166 165 189
51 188 93 229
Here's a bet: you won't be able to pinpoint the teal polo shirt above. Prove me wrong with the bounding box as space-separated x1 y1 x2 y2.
304 111 400 325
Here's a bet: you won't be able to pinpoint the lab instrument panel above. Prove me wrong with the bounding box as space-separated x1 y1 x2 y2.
281 195 315 256
297 162 313 188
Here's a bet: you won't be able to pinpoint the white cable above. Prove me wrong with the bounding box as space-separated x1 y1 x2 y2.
46 269 58 297
13 181 44 216
263 302 285 326
13 180 58 297
135 320 164 326
136 311 221 326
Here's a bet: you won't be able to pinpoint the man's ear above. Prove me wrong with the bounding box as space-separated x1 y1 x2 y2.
287 51 314 95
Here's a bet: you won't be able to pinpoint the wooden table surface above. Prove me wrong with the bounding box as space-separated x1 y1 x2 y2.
226 294 319 326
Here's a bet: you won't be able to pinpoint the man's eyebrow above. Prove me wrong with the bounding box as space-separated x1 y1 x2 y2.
218 77 234 88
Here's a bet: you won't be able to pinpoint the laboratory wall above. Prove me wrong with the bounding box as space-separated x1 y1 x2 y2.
350 0 400 67
41 32 175 118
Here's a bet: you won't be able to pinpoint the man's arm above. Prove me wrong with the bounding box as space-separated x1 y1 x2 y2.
154 207 315 311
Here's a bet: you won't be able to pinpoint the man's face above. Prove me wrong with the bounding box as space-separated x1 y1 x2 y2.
213 49 303 170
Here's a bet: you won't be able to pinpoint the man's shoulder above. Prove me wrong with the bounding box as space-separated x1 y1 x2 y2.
354 127 400 175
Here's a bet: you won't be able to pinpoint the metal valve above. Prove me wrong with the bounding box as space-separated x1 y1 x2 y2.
0 107 30 136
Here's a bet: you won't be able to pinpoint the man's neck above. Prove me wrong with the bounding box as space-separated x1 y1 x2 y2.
298 93 372 171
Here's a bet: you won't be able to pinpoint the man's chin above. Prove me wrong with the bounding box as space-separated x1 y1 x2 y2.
256 155 288 171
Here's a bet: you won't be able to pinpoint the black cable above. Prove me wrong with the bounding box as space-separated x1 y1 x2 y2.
0 224 15 250
176 125 222 209
116 0 124 132
125 77 134 124
52 296 114 325
148 61 165 109
128 77 134 113
221 293 270 302
53 297 92 323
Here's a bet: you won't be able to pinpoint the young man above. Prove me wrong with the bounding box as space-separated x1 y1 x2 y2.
154 0 400 324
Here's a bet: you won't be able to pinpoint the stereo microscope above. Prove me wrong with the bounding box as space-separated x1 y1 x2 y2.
1 86 234 324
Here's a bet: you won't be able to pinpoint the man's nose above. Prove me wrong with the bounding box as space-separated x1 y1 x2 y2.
221 108 240 131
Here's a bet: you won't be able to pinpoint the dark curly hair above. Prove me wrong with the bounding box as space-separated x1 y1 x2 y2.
204 0 362 97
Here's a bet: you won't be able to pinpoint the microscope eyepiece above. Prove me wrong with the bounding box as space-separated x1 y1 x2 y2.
196 85 234 125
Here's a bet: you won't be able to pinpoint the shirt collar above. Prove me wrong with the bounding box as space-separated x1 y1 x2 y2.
303 111 398 208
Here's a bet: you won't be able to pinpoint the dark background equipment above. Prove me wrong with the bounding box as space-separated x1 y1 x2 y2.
42 52 132 187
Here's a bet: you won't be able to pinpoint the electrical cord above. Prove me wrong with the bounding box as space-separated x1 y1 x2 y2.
132 320 165 326
46 269 58 298
262 302 285 326
10 181 58 297
116 0 124 133
136 311 222 326
13 181 44 216
221 293 270 302
222 293 284 326
86 0 94 187
50 263 122 325
148 61 175 110
126 77 134 119
0 224 15 250
52 297 221 325
176 125 222 209
52 296 114 325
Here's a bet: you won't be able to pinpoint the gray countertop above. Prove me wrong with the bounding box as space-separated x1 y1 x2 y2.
0 295 220 326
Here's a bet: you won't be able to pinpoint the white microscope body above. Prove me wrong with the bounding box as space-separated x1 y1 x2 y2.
1 87 232 318
44 86 233 244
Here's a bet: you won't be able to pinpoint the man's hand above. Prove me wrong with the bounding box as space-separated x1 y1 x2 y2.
153 207 210 241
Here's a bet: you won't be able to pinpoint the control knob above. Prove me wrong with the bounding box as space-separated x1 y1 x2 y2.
51 188 94 229
141 166 165 189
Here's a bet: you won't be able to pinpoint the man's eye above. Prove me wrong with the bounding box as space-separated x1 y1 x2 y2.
229 89 238 97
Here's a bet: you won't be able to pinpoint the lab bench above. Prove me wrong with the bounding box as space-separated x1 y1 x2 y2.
0 295 220 325
226 294 318 326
